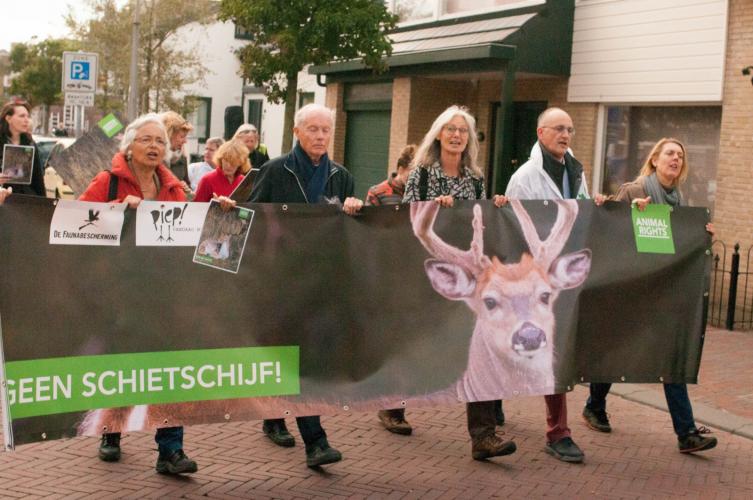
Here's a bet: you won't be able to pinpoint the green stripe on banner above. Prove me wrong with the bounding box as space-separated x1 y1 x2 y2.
4 346 300 419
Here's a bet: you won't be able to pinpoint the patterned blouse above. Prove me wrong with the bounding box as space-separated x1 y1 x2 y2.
402 162 486 202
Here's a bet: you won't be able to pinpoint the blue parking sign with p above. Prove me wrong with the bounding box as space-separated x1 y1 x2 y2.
71 62 90 80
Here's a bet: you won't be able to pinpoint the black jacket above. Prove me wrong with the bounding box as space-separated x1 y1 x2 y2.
249 150 354 204
0 134 46 197
249 148 270 170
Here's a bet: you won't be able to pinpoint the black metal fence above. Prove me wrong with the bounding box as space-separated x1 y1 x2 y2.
708 241 753 331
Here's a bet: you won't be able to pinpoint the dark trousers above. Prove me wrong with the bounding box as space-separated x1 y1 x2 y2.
265 417 327 451
155 426 184 458
587 382 697 438
467 400 496 440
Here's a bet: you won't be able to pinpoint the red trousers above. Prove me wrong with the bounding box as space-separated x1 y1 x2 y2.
545 393 571 443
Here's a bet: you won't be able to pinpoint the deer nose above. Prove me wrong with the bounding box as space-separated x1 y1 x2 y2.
512 323 547 352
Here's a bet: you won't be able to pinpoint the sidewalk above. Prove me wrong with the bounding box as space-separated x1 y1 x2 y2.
0 327 751 499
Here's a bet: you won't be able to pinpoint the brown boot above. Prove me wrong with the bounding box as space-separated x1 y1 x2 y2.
471 434 517 460
377 409 413 435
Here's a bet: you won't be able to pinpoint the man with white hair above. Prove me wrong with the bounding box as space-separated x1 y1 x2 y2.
249 103 362 468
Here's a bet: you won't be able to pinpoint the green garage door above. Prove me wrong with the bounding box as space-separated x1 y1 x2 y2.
344 110 391 199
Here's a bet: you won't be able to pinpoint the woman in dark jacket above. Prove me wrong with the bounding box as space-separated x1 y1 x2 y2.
0 99 46 197
583 137 717 454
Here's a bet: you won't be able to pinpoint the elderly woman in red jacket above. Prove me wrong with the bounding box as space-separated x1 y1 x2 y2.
79 113 197 475
80 113 186 206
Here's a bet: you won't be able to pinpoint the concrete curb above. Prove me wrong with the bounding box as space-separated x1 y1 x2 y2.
604 383 753 441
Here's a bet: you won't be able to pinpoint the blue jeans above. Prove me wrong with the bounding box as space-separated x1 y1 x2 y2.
587 383 697 438
155 426 183 458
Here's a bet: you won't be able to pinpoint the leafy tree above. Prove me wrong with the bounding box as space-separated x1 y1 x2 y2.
9 39 80 132
66 0 215 115
219 0 397 152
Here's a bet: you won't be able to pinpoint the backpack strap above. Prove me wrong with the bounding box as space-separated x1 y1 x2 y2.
419 167 428 202
107 171 119 202
474 178 484 200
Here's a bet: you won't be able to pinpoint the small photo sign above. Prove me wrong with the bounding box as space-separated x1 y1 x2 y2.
1 144 35 185
631 204 675 254
193 200 254 274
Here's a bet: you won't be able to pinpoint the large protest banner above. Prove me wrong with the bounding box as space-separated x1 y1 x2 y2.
0 195 710 447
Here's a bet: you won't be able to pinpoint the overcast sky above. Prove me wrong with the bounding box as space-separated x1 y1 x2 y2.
1 1 95 52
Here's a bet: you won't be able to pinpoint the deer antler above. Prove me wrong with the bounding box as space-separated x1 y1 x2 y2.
510 199 578 267
410 202 491 276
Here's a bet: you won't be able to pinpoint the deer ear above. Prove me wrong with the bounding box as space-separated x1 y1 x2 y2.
549 249 592 290
424 259 476 300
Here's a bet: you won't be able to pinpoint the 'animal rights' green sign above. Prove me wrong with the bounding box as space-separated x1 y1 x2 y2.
631 204 675 254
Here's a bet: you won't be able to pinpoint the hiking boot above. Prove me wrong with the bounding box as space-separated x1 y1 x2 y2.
98 432 121 462
494 400 505 426
545 437 584 463
377 410 413 435
679 427 717 454
156 449 198 475
471 433 517 460
582 407 611 433
306 443 343 468
262 420 296 447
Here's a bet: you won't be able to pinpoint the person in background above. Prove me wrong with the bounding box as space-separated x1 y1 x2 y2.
583 137 717 454
0 99 46 197
79 113 197 475
403 105 516 462
193 139 250 203
233 123 270 169
161 111 193 194
366 144 416 207
188 137 224 191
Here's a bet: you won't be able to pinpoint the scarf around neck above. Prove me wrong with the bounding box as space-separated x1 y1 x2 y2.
292 143 330 203
644 172 682 207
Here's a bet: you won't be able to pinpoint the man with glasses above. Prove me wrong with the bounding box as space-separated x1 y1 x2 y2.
505 107 589 463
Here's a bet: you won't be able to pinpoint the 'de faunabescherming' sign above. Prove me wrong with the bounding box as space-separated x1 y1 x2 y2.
0 195 711 448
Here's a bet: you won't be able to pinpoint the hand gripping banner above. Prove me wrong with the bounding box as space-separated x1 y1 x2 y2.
0 195 711 447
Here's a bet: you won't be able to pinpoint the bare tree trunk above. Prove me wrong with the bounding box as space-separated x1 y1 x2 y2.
281 72 298 153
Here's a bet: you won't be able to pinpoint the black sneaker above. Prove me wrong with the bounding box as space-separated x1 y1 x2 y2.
582 407 611 433
155 449 198 475
544 437 585 463
262 419 296 447
306 444 342 468
679 427 717 453
98 432 121 462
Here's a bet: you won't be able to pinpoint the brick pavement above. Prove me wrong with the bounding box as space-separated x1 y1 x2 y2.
0 326 751 499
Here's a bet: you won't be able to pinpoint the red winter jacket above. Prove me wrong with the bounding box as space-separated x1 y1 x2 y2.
193 167 244 202
79 152 187 202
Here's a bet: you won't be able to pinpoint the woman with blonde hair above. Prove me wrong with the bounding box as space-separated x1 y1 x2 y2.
583 137 717 454
193 139 250 202
161 111 193 191
403 105 484 206
233 123 270 168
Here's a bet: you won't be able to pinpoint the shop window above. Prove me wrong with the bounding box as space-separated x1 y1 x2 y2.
602 106 721 209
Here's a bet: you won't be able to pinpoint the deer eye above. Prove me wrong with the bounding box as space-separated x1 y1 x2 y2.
483 298 497 310
540 292 551 305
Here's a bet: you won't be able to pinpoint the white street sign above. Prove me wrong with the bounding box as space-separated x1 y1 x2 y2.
62 52 98 93
64 92 95 107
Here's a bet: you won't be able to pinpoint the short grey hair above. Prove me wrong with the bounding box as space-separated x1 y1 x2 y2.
232 123 258 139
205 136 225 148
119 113 169 154
294 103 334 129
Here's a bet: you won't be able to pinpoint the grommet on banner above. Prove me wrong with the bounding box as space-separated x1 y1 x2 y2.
224 414 231 421
1 380 5 387
282 204 288 211
580 377 585 382
669 206 674 212
163 419 168 425
543 200 549 206
513 390 519 396
343 405 350 411
567 386 572 391
400 400 407 407
41 433 47 440
284 410 291 416
659 376 664 382
102 426 108 432
53 199 58 206
703 291 709 297
620 376 626 382
705 250 711 255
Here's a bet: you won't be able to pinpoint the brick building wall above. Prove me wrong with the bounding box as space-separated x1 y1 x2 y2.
714 0 753 250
